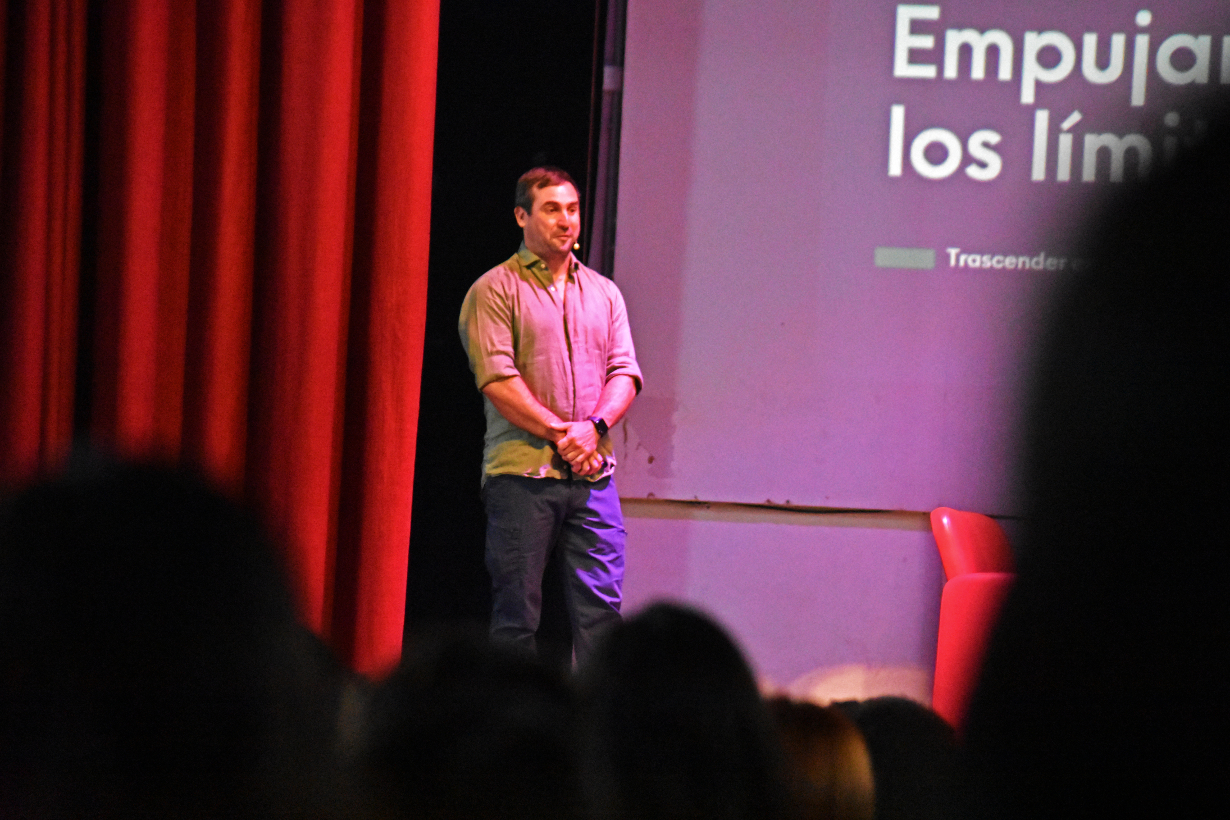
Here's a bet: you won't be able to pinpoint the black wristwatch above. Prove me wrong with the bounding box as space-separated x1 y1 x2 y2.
588 415 609 438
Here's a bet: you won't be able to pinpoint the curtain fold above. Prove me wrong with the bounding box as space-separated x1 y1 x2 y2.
245 0 364 643
182 0 261 496
91 0 197 459
1 0 438 675
333 0 437 670
1 0 85 487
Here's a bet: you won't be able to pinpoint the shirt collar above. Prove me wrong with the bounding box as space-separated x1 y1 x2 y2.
517 242 578 289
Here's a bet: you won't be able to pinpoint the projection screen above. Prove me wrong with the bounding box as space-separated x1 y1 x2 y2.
612 0 1230 514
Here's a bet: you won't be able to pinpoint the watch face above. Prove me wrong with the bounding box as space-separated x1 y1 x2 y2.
590 416 608 437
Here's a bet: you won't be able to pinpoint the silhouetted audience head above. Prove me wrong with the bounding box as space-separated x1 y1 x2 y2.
358 629 581 820
962 93 1230 819
767 697 875 820
0 456 350 818
831 697 962 820
575 601 791 820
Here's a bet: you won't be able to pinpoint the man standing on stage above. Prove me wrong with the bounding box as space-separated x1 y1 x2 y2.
459 166 642 666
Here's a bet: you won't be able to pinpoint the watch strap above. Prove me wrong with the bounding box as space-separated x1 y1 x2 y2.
588 415 609 438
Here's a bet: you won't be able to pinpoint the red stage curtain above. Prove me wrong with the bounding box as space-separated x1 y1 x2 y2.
0 0 438 676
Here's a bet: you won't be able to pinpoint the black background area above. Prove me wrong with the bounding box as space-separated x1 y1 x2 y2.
406 0 604 671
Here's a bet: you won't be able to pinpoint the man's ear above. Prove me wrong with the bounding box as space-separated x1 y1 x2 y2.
514 206 529 228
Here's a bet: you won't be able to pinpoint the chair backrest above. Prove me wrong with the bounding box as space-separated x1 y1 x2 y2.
929 507 1015 581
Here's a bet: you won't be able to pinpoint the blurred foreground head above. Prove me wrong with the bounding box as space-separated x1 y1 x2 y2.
767 697 874 820
831 696 964 820
576 601 790 820
0 457 348 819
359 629 580 820
964 94 1230 819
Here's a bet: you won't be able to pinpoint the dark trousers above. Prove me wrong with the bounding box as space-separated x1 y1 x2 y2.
482 473 625 667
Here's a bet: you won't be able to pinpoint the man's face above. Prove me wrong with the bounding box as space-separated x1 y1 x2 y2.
515 182 580 261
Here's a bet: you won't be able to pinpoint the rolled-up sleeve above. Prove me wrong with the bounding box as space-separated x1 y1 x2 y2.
459 275 520 390
605 289 643 392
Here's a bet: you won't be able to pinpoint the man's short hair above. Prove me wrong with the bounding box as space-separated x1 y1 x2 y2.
515 166 578 213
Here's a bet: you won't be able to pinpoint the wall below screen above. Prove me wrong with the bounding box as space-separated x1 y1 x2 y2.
620 501 945 703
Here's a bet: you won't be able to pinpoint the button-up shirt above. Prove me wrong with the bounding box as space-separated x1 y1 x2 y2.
459 244 642 483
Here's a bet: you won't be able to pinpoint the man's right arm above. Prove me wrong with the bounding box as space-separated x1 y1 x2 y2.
481 376 569 443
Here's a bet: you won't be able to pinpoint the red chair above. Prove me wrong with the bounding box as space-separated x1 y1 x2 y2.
929 507 1015 731
931 507 1015 580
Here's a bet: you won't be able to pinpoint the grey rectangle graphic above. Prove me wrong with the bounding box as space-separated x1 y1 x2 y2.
874 247 935 269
